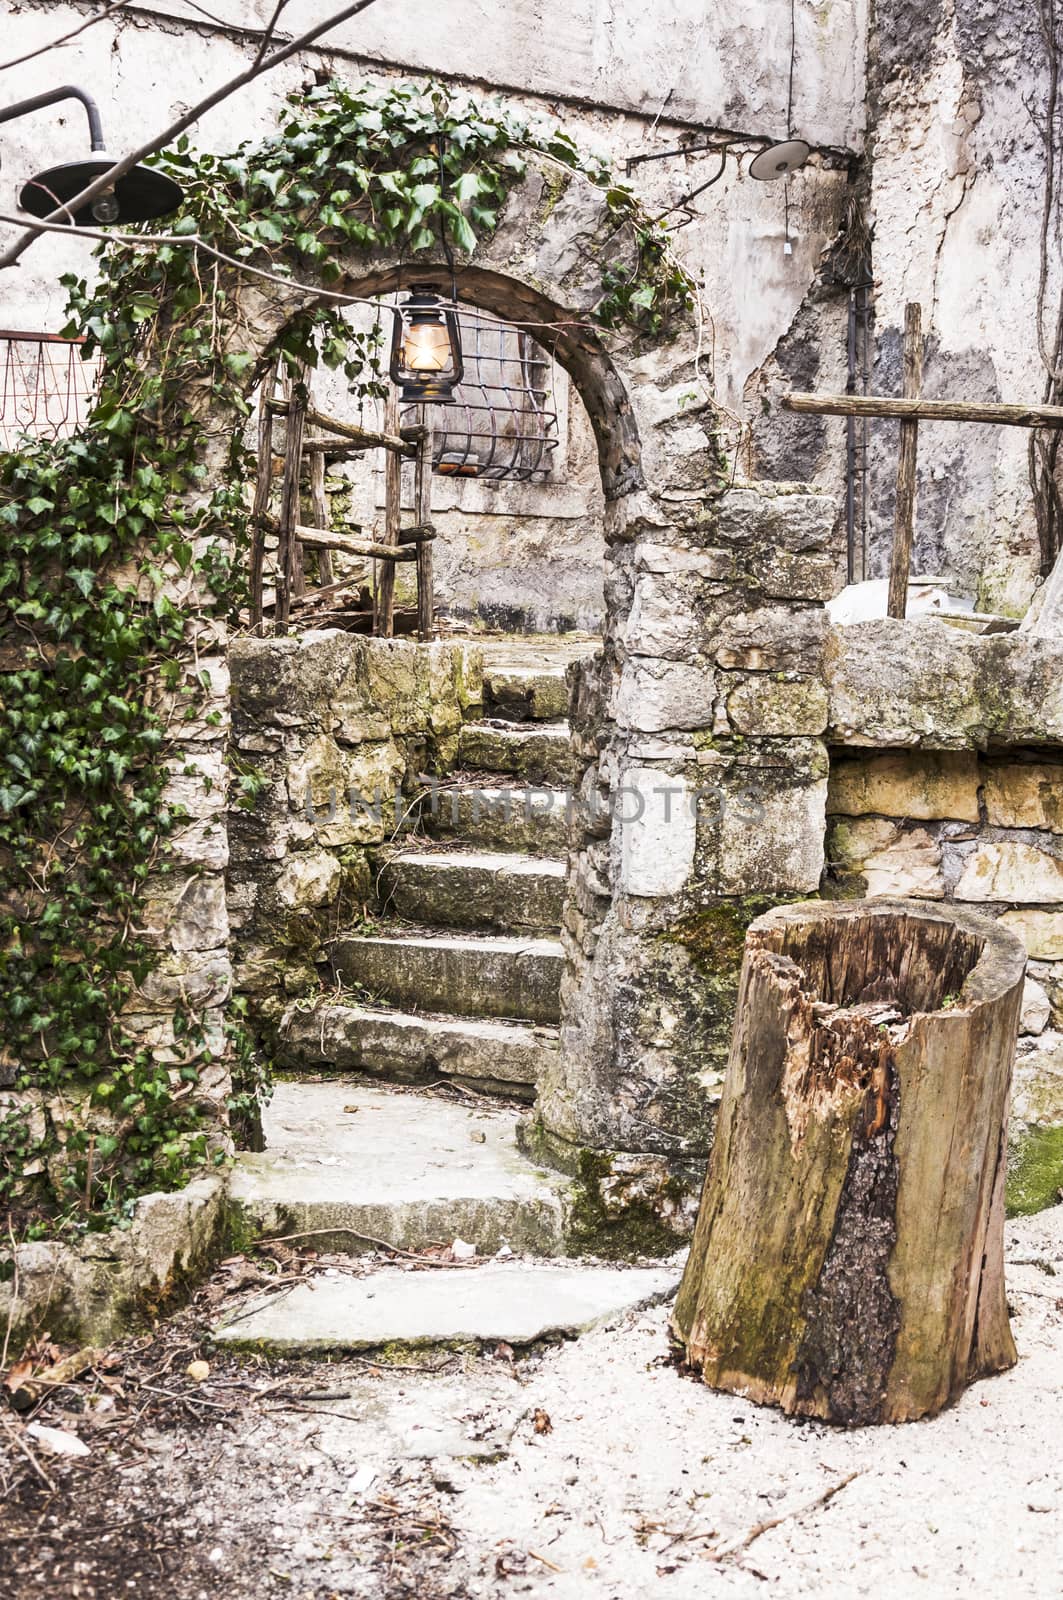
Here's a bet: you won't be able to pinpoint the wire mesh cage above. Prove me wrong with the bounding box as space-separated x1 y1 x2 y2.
402 304 560 483
0 331 101 452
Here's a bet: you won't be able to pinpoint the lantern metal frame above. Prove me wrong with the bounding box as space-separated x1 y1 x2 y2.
388 285 465 405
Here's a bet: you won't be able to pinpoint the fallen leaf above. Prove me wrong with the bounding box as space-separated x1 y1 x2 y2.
25 1423 90 1459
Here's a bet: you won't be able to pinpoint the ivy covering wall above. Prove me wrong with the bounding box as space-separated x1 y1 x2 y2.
0 77 694 1239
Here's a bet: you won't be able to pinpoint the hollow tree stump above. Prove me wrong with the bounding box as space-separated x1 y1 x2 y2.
672 899 1026 1426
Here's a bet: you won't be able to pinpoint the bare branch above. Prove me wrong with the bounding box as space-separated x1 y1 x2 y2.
253 0 292 70
0 1 131 75
0 0 385 272
0 208 603 338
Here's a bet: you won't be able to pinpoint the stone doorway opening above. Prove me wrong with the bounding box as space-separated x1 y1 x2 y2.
227 266 633 1263
246 295 608 643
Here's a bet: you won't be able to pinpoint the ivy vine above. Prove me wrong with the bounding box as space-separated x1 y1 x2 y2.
0 76 695 1238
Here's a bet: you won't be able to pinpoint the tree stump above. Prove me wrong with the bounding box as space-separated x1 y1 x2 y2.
672 899 1026 1425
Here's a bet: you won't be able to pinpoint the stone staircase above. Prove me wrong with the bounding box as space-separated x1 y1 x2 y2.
281 642 581 1099
229 639 594 1264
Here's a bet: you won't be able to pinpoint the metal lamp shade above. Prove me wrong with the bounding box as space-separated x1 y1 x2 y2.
19 156 184 226
389 288 464 405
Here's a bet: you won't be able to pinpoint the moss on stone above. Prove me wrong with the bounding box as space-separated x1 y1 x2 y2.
564 1149 691 1261
1006 1125 1063 1217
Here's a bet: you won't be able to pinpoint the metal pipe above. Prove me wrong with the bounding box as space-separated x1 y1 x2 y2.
0 85 106 151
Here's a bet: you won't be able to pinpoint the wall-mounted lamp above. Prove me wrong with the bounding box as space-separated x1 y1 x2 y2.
389 286 464 405
0 84 183 226
747 139 810 182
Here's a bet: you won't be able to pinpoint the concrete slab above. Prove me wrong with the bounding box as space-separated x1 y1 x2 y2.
330 930 563 1023
212 1261 679 1353
379 848 565 932
279 1003 557 1093
229 1081 568 1255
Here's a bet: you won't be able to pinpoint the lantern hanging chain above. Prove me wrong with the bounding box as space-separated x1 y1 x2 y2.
435 135 458 306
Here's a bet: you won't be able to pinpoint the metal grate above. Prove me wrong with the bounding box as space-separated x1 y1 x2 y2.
0 331 101 453
403 305 560 482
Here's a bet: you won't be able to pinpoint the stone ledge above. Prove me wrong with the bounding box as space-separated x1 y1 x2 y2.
827 620 1063 748
0 1175 228 1355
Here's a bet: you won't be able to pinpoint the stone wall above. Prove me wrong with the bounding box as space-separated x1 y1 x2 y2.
822 623 1063 1214
227 630 481 1034
531 480 841 1198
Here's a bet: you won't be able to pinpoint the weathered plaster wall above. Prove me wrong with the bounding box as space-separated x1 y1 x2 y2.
1 2 860 633
865 0 1059 614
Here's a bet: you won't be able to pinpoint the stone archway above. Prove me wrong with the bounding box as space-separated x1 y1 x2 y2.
212 152 817 1228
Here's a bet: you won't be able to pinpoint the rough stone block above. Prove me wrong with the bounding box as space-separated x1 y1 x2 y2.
143 873 229 953
983 761 1063 832
826 620 1063 748
954 842 1063 904
274 847 342 910
828 750 981 821
279 1003 554 1093
420 783 574 855
725 674 829 736
379 849 565 932
1008 1032 1063 1216
998 909 1063 960
1020 978 1052 1037
694 740 828 895
713 604 828 674
614 656 716 733
458 721 579 785
330 931 563 1024
618 768 697 897
827 818 945 899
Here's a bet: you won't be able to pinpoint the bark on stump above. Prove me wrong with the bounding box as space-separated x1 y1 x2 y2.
672 899 1026 1426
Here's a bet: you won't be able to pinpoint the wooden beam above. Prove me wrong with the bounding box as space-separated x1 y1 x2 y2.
887 304 924 620
293 525 420 563
275 370 307 633
782 392 1063 430
267 397 420 456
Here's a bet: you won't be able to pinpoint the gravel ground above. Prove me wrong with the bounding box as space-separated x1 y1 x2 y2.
2 1205 1061 1600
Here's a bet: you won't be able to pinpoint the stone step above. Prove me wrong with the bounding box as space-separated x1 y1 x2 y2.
213 1259 680 1354
483 662 570 723
378 848 565 933
279 1002 557 1098
459 719 580 786
227 1080 568 1258
331 930 563 1024
417 782 573 854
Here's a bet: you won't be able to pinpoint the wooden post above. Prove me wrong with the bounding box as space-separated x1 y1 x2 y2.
672 899 1025 1426
249 361 277 632
307 447 334 589
886 303 923 619
375 386 403 637
275 369 307 634
414 403 435 641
